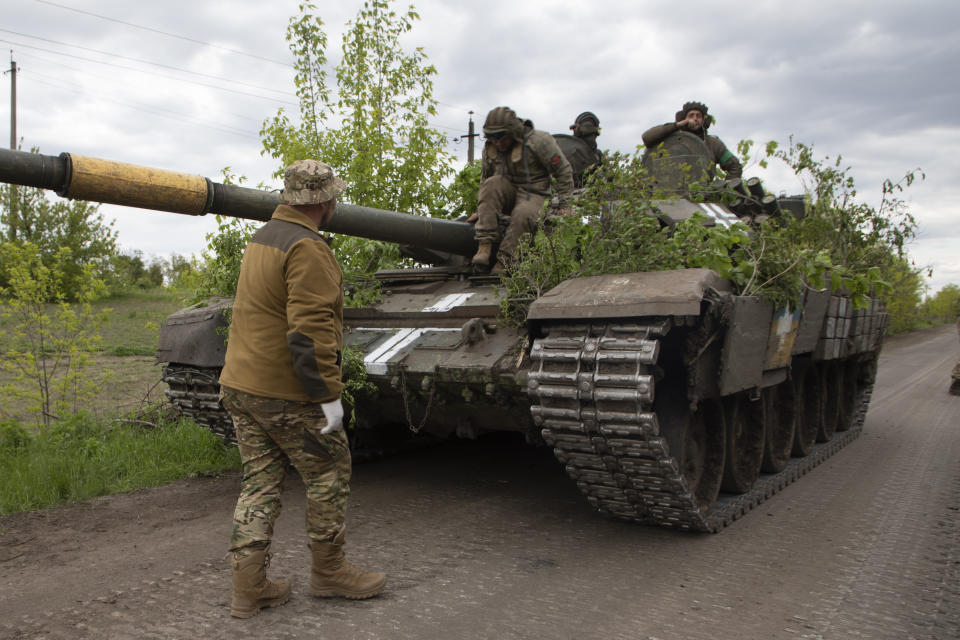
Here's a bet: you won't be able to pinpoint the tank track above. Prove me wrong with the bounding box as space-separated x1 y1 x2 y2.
161 365 237 443
528 321 876 533
160 364 429 462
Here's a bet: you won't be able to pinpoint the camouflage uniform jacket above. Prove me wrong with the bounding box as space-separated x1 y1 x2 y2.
482 121 575 205
219 205 344 403
642 122 743 178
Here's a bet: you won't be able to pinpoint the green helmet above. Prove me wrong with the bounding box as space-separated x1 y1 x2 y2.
483 106 524 141
570 111 600 138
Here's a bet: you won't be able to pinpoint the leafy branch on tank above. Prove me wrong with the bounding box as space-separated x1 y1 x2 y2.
498 141 921 323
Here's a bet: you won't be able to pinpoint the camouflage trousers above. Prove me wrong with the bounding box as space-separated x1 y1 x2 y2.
474 175 547 265
220 386 352 554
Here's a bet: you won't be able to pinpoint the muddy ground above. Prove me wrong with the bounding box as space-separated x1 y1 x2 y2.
1 324 958 639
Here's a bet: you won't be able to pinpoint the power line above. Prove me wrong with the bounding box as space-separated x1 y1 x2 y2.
26 74 259 140
12 43 465 137
0 28 293 98
29 0 479 132
34 0 292 67
16 49 265 125
0 37 298 106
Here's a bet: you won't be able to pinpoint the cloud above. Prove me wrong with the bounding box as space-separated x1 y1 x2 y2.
3 0 957 294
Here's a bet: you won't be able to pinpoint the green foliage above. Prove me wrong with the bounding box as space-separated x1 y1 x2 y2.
501 142 923 324
1 180 118 301
0 242 107 426
922 283 960 324
760 139 925 322
443 160 482 219
337 236 400 308
882 258 926 334
0 411 240 514
107 250 166 294
260 0 453 303
263 1 452 212
191 215 256 301
0 419 32 452
163 253 199 291
340 344 376 430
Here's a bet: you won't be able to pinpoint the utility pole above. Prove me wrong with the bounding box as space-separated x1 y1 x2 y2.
6 52 18 240
465 111 479 164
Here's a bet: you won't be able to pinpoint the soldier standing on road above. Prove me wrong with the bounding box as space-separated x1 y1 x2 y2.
218 160 386 619
641 101 743 179
471 106 575 275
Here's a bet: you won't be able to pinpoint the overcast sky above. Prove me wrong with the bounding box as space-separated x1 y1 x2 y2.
3 0 957 293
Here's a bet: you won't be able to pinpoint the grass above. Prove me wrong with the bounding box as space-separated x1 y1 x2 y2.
0 287 241 514
0 412 241 515
93 288 192 355
0 287 190 356
0 288 190 422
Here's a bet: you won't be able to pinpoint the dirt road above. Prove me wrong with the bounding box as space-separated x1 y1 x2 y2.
2 324 958 639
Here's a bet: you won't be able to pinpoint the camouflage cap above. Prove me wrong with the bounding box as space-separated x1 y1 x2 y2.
279 160 346 205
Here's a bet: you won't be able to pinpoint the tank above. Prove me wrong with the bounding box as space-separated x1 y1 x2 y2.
0 146 888 532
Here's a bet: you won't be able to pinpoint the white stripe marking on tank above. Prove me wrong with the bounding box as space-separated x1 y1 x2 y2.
422 293 474 312
700 203 734 228
359 327 460 375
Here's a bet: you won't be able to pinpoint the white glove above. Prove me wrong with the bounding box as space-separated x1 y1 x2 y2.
320 399 344 434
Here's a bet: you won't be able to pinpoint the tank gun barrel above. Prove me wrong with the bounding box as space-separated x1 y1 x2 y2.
0 148 477 256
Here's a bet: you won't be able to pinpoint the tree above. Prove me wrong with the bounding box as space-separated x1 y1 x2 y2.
923 283 960 324
444 160 482 220
191 216 256 301
0 179 118 302
163 253 199 291
262 1 451 213
259 1 453 301
0 242 106 426
108 251 166 293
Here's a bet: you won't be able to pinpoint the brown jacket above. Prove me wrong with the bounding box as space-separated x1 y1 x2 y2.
219 205 344 403
482 122 575 205
642 122 743 178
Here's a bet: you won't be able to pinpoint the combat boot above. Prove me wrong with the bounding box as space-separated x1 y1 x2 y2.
309 529 386 600
472 241 494 267
231 549 292 619
489 261 505 276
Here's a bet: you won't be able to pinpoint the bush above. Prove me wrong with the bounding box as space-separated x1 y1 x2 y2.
0 419 32 452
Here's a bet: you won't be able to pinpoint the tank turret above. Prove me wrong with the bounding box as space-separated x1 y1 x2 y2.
0 146 889 533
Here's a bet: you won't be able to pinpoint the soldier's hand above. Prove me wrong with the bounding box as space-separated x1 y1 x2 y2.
466 211 478 224
320 399 344 434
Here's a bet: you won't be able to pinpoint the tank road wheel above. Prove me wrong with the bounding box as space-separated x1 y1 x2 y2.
658 386 726 513
720 393 765 494
792 360 821 457
761 382 796 474
818 361 842 442
836 359 858 432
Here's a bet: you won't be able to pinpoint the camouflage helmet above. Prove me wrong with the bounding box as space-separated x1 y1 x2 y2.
279 160 346 205
483 106 524 141
675 101 715 130
570 111 600 138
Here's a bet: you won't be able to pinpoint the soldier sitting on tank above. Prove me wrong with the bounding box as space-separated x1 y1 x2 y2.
642 101 742 179
570 111 603 170
472 106 575 275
